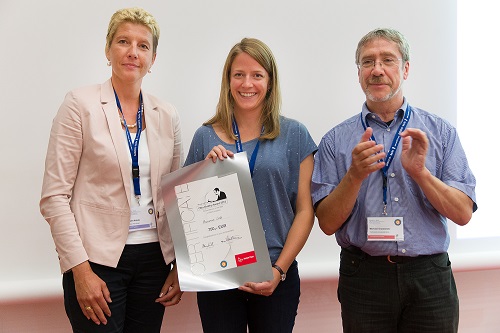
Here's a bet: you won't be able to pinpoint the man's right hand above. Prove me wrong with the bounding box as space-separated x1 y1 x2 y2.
348 127 386 182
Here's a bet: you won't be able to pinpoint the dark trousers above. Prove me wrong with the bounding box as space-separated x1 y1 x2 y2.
63 242 171 333
338 247 459 333
197 261 300 333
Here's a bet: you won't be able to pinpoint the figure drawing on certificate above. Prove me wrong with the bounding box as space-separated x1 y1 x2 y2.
206 187 227 202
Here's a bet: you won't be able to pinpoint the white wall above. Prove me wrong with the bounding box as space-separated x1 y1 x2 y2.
1 0 495 301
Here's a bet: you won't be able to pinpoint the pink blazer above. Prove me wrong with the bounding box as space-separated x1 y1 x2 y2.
40 79 183 273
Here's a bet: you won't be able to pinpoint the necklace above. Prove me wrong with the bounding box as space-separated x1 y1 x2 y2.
120 117 137 129
120 109 143 129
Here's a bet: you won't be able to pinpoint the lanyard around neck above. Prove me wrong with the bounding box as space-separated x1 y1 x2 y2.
360 104 412 215
232 117 264 177
114 89 143 204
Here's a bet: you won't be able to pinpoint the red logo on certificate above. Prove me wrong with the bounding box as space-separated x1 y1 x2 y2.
235 251 257 266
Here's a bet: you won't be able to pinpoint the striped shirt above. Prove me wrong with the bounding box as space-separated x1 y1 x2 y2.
311 98 477 256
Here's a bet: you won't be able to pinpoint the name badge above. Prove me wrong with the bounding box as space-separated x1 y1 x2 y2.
367 216 404 241
129 204 156 232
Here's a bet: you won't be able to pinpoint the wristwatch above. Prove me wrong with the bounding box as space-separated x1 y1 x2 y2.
273 264 286 281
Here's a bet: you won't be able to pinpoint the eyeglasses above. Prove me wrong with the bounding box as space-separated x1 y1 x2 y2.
357 58 402 69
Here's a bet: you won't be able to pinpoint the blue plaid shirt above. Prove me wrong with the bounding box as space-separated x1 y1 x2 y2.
311 98 477 256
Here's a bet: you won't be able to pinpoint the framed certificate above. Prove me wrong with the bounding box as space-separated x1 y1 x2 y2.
160 152 273 291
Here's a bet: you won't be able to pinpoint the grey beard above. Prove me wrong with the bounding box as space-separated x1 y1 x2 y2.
365 78 404 103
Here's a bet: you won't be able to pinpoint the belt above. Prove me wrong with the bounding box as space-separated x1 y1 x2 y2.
344 246 441 264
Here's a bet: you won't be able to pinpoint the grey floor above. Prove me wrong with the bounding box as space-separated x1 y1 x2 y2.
1 269 499 332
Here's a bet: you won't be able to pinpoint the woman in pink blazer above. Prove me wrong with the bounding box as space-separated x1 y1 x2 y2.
40 7 183 332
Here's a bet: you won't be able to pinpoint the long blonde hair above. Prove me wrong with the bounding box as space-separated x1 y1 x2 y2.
204 38 281 140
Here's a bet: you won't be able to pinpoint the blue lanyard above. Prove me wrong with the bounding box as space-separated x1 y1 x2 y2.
114 90 143 204
232 118 263 177
360 104 412 215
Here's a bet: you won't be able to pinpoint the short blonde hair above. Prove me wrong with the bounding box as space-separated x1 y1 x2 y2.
204 38 281 140
105 7 160 54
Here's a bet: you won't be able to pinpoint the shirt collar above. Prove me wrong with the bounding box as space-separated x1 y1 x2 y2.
362 97 408 124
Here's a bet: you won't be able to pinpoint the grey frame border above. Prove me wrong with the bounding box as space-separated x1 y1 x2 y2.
160 152 273 291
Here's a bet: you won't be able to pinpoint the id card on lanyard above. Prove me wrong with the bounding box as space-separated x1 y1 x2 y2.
360 105 411 241
114 90 156 232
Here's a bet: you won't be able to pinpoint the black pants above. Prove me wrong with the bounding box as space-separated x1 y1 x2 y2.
197 261 300 333
338 247 459 333
63 242 171 333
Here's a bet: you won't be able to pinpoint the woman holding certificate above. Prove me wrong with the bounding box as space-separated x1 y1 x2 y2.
40 7 183 332
184 38 317 333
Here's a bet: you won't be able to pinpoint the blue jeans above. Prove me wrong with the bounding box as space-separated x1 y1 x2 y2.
63 242 171 333
338 247 459 333
197 261 300 333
